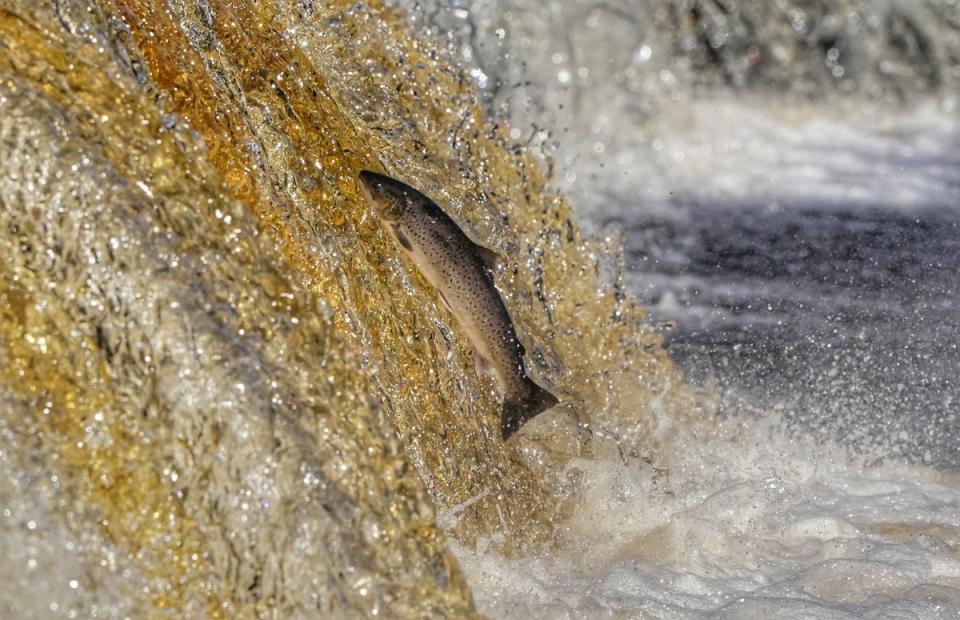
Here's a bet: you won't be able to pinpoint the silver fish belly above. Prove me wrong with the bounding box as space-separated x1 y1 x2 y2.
357 170 558 438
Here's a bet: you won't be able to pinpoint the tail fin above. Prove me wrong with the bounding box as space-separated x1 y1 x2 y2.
501 379 560 439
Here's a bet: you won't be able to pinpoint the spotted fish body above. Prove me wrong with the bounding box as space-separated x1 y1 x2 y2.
358 170 559 439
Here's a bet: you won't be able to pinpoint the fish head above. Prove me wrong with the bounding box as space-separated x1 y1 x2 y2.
357 170 412 223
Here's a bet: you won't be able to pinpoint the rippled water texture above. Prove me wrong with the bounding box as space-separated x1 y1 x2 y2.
0 0 691 616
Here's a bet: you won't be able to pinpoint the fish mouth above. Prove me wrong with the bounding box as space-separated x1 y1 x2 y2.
356 171 378 203
357 170 382 194
358 170 407 195
356 170 388 218
357 170 404 222
358 170 398 190
357 170 382 187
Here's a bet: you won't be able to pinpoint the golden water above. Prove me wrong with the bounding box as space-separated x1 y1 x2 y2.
0 0 699 615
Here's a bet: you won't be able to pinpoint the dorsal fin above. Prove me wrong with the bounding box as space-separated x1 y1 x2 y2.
474 244 502 272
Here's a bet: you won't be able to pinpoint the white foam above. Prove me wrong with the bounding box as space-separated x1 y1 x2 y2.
440 30 960 620
573 97 960 222
453 419 960 618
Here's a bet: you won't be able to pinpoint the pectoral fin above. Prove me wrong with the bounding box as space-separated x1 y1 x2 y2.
389 223 413 252
474 351 492 375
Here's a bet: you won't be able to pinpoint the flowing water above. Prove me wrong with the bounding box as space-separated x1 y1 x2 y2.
0 0 958 618
405 0 960 617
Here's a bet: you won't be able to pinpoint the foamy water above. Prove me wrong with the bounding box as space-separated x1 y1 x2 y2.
457 460 960 617
455 420 960 618
451 96 960 619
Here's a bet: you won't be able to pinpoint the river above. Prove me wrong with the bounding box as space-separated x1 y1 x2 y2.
1 0 958 617
409 1 960 617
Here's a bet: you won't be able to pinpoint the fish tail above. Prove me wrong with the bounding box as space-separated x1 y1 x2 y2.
501 379 559 439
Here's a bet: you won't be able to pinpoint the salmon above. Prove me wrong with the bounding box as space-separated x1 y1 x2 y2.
357 170 558 438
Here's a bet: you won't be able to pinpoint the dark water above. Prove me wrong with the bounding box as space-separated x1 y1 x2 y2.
620 201 960 468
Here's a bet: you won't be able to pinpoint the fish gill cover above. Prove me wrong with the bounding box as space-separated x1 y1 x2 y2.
0 0 698 616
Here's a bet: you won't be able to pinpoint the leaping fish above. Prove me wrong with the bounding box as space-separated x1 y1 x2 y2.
357 170 559 439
